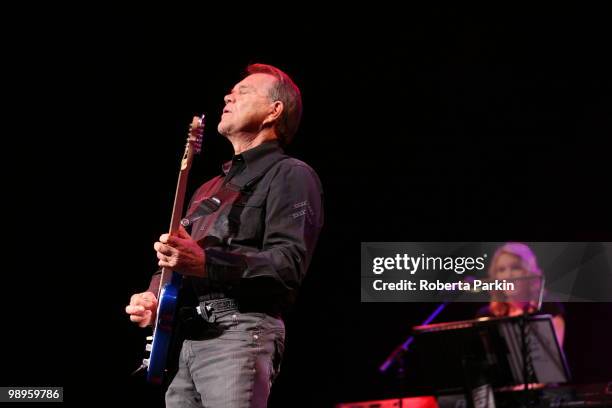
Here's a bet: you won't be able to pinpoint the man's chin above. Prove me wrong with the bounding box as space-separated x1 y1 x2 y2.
217 123 230 136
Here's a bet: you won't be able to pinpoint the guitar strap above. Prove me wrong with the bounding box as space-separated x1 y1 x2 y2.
182 155 290 236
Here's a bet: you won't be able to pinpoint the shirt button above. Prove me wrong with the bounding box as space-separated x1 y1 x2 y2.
253 334 259 340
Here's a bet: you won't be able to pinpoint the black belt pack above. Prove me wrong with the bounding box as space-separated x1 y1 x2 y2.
196 298 239 323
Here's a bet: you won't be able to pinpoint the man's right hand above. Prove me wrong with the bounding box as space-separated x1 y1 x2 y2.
126 292 158 328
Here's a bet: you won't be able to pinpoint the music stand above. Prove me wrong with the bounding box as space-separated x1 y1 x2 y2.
409 314 570 407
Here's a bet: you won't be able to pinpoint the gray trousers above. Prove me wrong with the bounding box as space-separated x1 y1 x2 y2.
165 311 285 408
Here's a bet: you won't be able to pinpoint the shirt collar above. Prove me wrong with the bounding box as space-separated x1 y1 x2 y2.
221 140 284 175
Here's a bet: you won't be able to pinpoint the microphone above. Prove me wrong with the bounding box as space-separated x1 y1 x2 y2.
181 197 221 227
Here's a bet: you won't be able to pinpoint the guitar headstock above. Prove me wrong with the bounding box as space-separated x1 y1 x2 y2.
181 114 205 170
189 114 205 154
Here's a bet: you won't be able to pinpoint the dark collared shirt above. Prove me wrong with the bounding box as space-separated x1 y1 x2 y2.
148 140 324 313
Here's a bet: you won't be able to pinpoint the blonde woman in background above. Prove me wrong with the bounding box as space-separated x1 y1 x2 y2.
476 242 565 347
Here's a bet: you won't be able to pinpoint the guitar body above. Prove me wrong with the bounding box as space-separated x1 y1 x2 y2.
147 272 182 384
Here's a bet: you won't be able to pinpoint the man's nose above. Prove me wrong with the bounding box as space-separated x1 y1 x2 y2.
224 94 233 104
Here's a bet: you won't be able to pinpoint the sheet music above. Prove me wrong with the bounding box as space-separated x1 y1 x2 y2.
500 317 568 384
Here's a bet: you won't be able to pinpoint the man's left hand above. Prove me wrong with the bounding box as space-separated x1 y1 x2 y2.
154 225 206 277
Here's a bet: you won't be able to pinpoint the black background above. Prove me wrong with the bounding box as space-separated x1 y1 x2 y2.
3 5 612 407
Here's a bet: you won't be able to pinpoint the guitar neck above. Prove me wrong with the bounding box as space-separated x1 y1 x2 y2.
169 165 190 235
157 167 190 295
157 115 203 297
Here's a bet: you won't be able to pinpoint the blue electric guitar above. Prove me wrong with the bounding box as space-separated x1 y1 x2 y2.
142 115 204 384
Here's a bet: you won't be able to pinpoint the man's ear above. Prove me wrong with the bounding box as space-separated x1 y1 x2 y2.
262 101 284 127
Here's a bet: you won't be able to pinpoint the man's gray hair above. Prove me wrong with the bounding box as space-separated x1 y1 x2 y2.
246 63 303 146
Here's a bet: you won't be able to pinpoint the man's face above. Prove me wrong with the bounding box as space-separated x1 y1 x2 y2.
217 73 277 136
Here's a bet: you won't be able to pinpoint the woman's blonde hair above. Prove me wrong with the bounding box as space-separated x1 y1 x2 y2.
488 242 542 279
488 242 542 316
